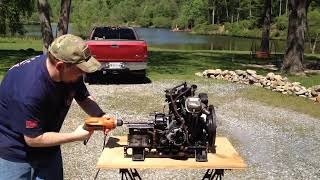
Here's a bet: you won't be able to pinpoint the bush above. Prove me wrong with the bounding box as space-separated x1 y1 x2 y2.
275 15 288 31
137 17 152 27
192 23 220 34
152 17 171 28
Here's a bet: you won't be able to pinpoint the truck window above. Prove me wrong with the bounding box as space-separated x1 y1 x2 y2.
91 27 137 40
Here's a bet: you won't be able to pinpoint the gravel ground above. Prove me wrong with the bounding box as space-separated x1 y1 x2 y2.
60 79 320 180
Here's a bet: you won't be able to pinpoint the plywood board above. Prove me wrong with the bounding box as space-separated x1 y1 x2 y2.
96 136 246 169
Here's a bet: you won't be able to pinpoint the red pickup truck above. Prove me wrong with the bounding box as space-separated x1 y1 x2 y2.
85 27 148 83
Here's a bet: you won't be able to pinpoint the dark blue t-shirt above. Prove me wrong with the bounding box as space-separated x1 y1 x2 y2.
0 55 90 162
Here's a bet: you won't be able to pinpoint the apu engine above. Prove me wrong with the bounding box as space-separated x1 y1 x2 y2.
124 82 217 162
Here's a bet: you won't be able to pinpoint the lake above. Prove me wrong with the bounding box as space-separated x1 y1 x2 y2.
24 25 318 53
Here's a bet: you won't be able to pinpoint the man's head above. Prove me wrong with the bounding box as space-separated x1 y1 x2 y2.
48 34 101 83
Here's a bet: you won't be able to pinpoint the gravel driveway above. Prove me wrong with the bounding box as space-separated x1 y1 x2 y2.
60 79 320 180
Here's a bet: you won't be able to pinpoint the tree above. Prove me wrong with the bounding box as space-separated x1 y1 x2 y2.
37 0 53 52
37 0 72 52
260 0 272 52
307 10 320 54
0 0 34 35
56 0 71 37
281 0 311 75
0 0 6 34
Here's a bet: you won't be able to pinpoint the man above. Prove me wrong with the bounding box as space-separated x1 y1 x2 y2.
0 34 107 180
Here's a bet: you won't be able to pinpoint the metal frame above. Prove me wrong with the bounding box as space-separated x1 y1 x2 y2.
119 169 142 180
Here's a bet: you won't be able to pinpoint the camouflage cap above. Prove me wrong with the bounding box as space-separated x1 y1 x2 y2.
48 34 101 73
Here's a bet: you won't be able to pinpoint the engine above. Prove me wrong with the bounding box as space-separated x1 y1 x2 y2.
124 82 217 162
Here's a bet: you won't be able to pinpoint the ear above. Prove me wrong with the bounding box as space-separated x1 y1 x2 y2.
55 61 65 71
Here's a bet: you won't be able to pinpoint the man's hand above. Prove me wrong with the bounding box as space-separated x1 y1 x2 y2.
73 124 93 141
102 114 113 134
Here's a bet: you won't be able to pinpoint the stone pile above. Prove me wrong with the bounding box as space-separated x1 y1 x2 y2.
195 69 320 102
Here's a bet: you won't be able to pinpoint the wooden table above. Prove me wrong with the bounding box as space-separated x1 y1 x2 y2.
96 136 246 179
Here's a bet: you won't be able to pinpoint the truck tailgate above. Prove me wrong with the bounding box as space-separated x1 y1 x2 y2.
86 40 148 62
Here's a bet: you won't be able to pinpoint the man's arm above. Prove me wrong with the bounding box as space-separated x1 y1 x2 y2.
76 96 105 117
24 125 92 147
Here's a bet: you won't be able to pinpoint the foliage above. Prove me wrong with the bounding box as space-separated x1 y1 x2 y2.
307 10 320 37
274 15 288 31
5 0 320 40
0 0 34 35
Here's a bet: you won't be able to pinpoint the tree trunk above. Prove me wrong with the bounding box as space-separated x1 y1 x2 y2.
281 0 311 75
312 33 319 54
37 0 53 53
237 0 240 23
0 0 6 34
224 0 229 20
249 0 252 17
260 0 272 52
279 0 282 16
56 0 71 37
212 8 215 24
285 0 288 16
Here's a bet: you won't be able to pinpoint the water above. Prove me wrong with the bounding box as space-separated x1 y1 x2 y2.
23 25 317 53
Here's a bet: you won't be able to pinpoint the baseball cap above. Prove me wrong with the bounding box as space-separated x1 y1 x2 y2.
48 34 101 73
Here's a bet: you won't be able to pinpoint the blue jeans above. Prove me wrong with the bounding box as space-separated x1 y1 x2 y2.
0 150 63 180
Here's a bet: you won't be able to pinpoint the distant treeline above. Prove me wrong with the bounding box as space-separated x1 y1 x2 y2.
3 0 320 38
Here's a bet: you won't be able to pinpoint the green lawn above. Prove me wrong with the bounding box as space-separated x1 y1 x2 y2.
0 37 320 118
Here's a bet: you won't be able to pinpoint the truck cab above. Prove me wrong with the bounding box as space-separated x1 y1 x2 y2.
85 27 148 83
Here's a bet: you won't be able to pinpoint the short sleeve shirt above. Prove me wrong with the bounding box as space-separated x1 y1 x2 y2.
0 55 90 162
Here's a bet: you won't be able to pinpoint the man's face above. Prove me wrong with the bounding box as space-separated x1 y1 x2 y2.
59 63 85 83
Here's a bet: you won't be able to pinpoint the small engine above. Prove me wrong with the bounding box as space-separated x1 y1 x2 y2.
124 82 217 162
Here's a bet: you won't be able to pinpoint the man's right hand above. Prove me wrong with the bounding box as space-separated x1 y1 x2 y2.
72 124 93 141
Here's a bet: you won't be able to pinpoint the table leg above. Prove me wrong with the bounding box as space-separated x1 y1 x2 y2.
119 169 142 180
202 169 224 180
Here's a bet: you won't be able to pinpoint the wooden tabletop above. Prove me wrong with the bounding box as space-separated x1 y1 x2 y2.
96 136 246 170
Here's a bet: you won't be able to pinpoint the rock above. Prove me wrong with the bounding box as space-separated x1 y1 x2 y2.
266 72 275 80
225 74 231 80
292 82 301 86
277 81 286 86
202 70 208 76
248 76 258 84
276 86 285 92
253 75 264 80
232 77 239 82
253 83 263 87
229 71 237 76
209 75 216 79
293 86 301 92
216 74 223 80
206 69 219 76
295 89 307 95
310 97 317 102
235 70 246 76
274 75 283 81
271 81 279 89
221 70 229 76
299 95 307 98
311 90 318 97
246 69 256 75
283 84 290 91
311 85 320 92
316 96 320 102
195 72 203 77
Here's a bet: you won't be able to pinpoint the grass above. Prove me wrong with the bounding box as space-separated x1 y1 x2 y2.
0 36 320 118
241 86 320 118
